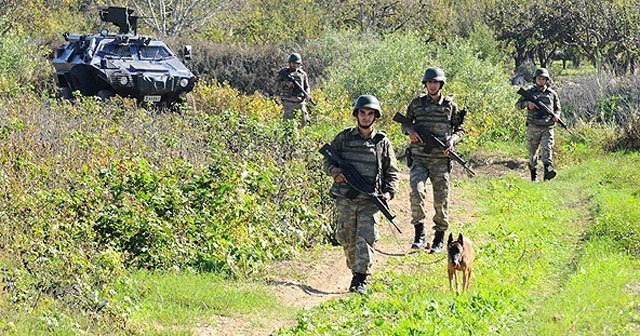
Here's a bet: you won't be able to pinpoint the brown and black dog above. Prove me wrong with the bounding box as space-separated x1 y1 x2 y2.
447 233 474 292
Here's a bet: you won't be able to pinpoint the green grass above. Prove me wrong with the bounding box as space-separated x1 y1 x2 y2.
114 271 288 334
278 153 640 335
522 239 640 335
551 60 597 78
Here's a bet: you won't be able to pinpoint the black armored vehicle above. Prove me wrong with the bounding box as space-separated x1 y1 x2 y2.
52 6 197 105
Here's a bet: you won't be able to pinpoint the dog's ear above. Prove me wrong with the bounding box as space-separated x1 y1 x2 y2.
448 233 453 245
457 233 464 244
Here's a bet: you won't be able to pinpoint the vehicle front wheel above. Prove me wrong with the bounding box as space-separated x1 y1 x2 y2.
96 90 114 101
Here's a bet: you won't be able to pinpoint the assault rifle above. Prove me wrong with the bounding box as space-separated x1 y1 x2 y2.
287 74 316 106
319 143 402 234
517 87 578 137
392 112 476 176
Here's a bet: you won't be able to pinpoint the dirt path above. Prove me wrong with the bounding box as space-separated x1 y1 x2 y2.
195 158 526 336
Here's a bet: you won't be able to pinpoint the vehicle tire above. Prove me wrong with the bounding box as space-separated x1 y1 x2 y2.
59 87 73 99
96 90 114 101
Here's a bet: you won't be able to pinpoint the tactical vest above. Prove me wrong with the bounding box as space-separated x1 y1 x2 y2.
331 128 386 199
526 87 557 127
409 95 453 159
279 68 306 99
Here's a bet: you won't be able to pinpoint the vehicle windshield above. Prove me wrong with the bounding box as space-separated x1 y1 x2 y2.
100 43 133 58
138 46 172 60
98 42 173 60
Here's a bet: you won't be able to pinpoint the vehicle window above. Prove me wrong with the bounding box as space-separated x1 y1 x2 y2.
138 46 172 60
101 43 133 57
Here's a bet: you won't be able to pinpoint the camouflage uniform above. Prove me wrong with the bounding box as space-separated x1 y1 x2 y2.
277 66 310 127
404 94 465 234
516 85 561 173
323 127 400 275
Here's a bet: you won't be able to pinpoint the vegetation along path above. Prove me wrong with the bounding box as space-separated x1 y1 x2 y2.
186 154 640 335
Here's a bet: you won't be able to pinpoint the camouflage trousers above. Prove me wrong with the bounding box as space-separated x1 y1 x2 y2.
526 124 554 169
410 157 450 232
334 196 379 274
281 99 309 127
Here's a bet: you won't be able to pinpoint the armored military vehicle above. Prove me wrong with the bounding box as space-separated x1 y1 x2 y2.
52 6 197 105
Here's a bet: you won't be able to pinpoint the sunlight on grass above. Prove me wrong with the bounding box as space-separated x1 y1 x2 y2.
279 154 640 335
118 271 287 332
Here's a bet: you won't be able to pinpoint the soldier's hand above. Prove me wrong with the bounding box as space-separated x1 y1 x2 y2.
331 168 347 184
552 114 559 122
527 102 538 110
444 138 455 156
408 130 423 143
334 173 347 184
381 192 391 201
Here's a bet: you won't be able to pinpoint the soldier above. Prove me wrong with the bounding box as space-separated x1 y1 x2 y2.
403 67 465 253
277 53 312 127
323 95 400 294
516 68 561 182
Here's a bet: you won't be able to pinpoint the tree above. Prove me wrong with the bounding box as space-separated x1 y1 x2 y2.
485 0 538 69
128 0 222 37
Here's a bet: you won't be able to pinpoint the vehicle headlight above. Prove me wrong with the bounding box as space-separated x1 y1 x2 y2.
179 78 189 87
118 76 129 85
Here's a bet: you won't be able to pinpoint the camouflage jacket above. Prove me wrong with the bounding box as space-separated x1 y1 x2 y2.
323 127 400 200
402 94 465 159
516 85 562 127
277 67 310 102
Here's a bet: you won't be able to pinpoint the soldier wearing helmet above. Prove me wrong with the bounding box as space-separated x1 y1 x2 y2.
516 67 561 181
323 94 400 294
403 67 466 254
277 52 312 127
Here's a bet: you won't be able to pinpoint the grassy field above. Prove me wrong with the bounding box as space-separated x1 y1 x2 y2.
276 153 640 335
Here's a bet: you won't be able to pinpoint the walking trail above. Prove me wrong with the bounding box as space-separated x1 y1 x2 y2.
195 158 527 336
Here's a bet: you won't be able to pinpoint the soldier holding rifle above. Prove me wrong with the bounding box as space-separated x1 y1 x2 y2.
515 68 562 182
322 95 400 294
277 53 312 127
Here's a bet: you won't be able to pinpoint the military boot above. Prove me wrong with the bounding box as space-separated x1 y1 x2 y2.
348 274 359 292
543 164 556 181
530 169 538 182
353 273 367 295
411 223 426 249
429 231 445 254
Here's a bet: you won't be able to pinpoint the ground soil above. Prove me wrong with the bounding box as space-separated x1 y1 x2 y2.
195 157 526 336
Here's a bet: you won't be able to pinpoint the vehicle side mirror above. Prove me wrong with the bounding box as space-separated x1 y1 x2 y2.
183 45 192 61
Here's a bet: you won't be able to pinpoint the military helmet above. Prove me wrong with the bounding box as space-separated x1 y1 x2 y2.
352 94 382 118
422 67 446 86
533 68 550 80
288 53 302 64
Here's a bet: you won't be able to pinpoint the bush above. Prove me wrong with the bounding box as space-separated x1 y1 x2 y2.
607 116 640 151
0 84 336 322
0 34 48 95
558 72 640 126
185 40 329 96
319 31 519 145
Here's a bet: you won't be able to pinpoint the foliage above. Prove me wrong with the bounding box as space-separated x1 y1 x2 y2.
486 0 640 73
608 117 640 151
0 84 338 332
320 31 519 145
0 34 48 95
127 0 221 38
558 72 640 125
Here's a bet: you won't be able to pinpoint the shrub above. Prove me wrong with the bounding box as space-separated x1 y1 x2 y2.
185 40 329 96
319 31 519 145
607 116 640 151
558 72 640 126
0 84 336 321
0 34 47 95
